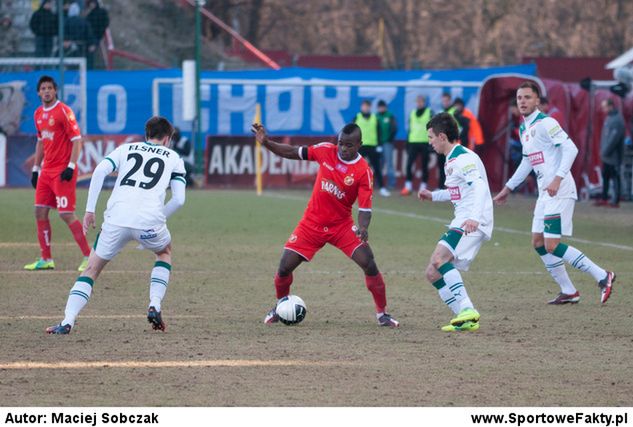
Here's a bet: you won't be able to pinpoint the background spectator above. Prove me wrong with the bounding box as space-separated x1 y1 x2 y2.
172 128 194 187
30 0 58 58
0 15 19 57
453 98 484 150
540 96 565 128
64 2 97 68
376 100 397 190
85 0 109 46
353 100 390 197
596 98 625 207
401 95 433 195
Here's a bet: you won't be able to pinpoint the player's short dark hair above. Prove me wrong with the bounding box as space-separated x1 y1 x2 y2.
377 99 387 107
518 81 540 97
441 92 451 98
37 75 57 91
453 97 464 107
426 112 459 142
361 99 371 106
145 116 175 140
604 98 615 108
341 123 360 135
539 96 549 104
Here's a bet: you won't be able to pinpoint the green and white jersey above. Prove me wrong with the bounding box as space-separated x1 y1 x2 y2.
100 142 186 229
432 144 494 239
508 109 577 199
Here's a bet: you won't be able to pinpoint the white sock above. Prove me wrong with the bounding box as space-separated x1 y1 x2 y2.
61 277 93 327
404 180 412 191
149 261 171 312
556 243 607 282
439 263 474 311
433 278 460 314
539 251 577 294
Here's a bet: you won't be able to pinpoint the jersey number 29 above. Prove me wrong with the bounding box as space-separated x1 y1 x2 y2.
120 153 165 190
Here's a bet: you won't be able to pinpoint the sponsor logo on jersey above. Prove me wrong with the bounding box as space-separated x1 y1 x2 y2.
321 179 346 199
42 113 48 119
448 186 461 201
48 118 55 126
528 151 545 166
140 229 157 240
344 175 354 186
322 162 334 171
335 163 348 173
289 234 297 243
41 130 55 140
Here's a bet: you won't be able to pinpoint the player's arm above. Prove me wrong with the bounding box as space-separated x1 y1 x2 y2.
356 169 373 242
61 106 84 181
544 119 578 197
418 188 450 202
31 138 44 188
251 123 301 160
83 151 119 233
164 161 187 218
494 154 532 204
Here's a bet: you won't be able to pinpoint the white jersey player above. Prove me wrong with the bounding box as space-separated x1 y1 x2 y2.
418 112 493 332
494 82 615 305
46 116 187 335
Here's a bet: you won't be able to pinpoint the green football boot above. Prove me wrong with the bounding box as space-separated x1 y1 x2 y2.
441 321 480 332
450 308 480 326
24 258 55 270
77 256 89 272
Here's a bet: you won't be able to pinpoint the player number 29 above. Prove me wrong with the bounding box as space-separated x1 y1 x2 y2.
120 153 165 190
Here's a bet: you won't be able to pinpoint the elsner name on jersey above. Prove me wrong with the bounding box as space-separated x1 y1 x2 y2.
128 144 172 157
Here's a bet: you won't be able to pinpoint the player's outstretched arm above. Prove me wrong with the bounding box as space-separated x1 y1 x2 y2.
251 123 301 160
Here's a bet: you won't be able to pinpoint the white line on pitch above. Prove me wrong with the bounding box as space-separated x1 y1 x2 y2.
0 360 351 370
264 193 633 252
0 242 76 248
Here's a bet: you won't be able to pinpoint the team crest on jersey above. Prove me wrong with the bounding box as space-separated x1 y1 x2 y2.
446 167 453 176
289 234 297 243
344 175 354 186
48 117 55 126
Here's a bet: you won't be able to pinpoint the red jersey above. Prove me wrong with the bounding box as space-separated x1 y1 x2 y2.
34 100 82 173
300 142 373 226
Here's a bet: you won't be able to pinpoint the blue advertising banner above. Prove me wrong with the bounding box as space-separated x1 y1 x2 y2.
1 64 535 142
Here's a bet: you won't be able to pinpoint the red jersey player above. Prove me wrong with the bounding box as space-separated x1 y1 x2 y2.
252 122 400 327
24 76 91 271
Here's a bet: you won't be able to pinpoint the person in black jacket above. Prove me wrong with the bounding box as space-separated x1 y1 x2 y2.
64 2 97 68
85 0 109 44
30 0 58 57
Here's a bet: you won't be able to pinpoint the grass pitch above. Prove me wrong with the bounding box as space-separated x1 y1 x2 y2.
0 189 631 406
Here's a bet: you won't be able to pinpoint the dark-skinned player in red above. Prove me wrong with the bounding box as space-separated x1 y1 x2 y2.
252 122 400 328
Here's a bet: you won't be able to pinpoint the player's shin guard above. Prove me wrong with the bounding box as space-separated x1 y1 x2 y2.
36 219 52 259
149 261 171 312
68 220 91 257
274 273 293 300
553 243 607 282
535 246 577 295
438 262 474 311
61 276 94 327
365 273 387 313
432 278 460 314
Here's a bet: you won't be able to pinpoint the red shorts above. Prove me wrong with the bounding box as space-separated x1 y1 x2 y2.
34 169 77 213
284 218 365 261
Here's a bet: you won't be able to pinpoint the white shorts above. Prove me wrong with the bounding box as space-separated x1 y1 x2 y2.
437 228 486 271
531 196 575 238
94 222 172 260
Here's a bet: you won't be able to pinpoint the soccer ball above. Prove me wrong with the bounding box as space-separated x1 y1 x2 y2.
276 295 307 325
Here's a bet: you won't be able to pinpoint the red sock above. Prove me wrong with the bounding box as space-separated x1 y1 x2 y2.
68 220 91 257
365 273 387 313
36 220 52 260
274 273 293 299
